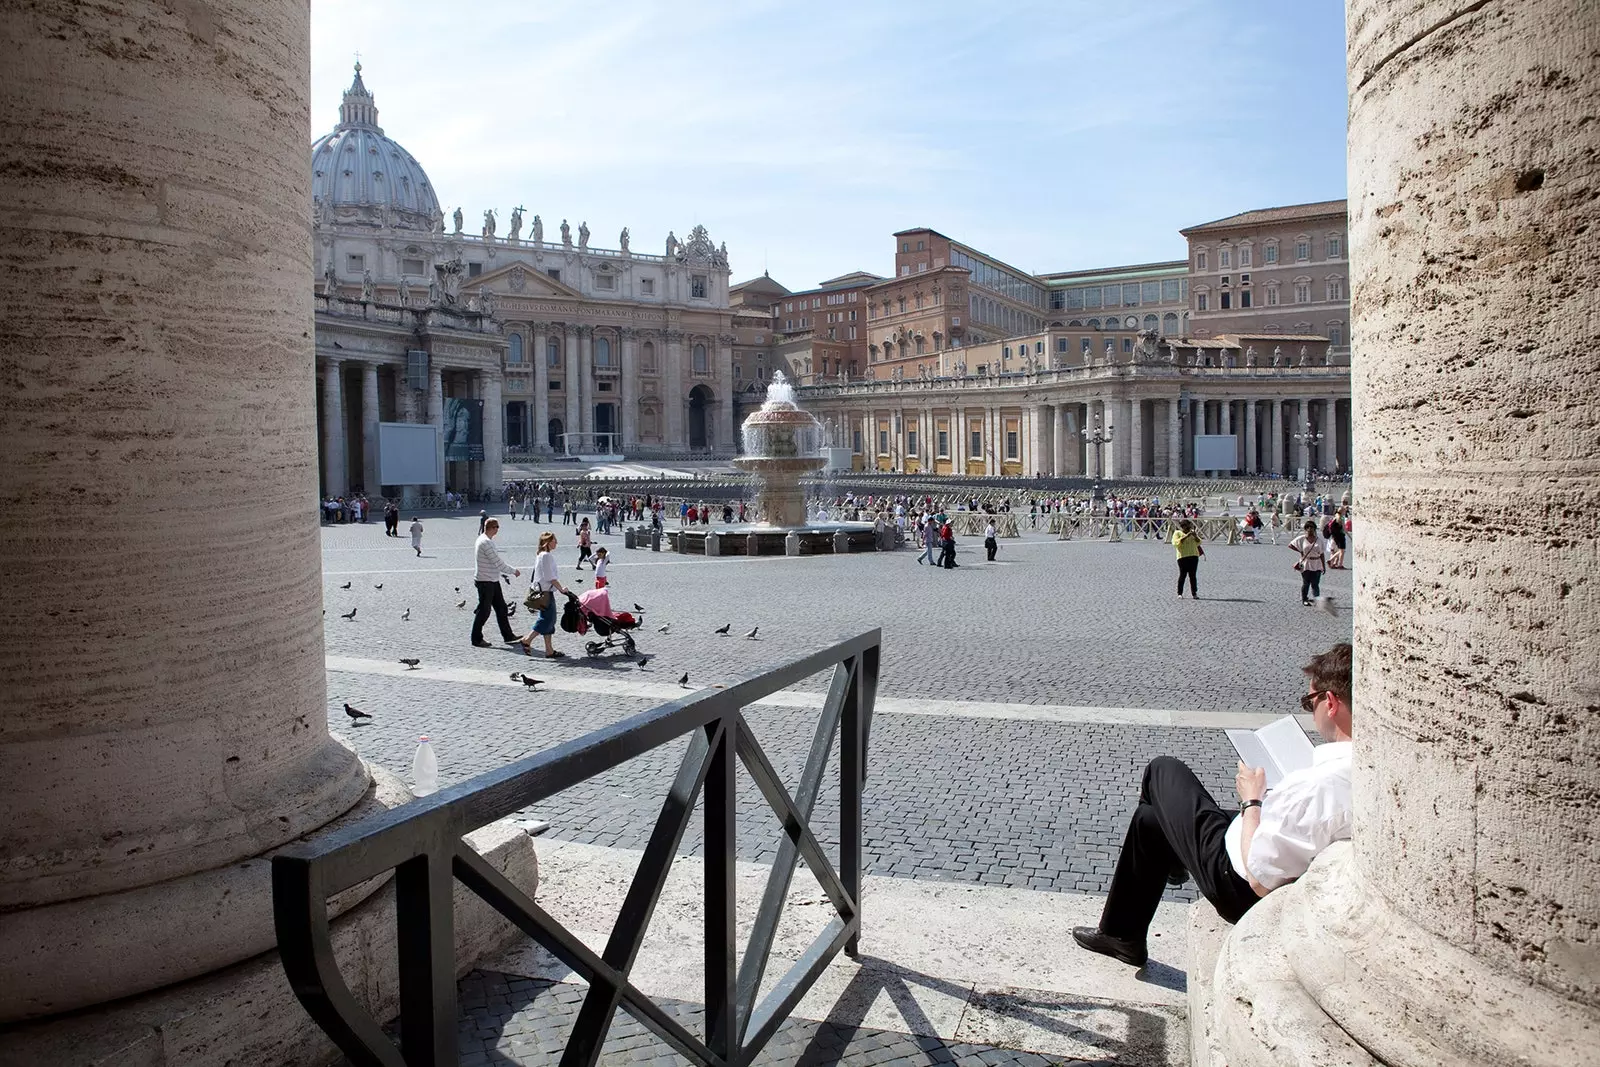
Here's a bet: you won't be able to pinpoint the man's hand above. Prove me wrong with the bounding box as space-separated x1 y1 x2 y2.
1235 761 1267 803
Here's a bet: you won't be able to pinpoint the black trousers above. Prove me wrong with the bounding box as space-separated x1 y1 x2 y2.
940 540 956 568
1301 569 1323 601
985 537 997 561
1177 555 1199 596
472 579 518 643
1099 757 1259 941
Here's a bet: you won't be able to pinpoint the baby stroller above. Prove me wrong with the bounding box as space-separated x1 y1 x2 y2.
564 586 643 658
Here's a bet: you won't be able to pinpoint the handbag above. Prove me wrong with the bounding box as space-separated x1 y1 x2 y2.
525 586 551 612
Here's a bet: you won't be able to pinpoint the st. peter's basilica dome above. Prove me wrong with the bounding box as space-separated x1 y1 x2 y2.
311 65 440 231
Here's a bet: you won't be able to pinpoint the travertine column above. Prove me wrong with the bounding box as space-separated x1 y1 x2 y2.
1053 405 1068 475
619 328 636 450
321 359 346 497
1211 3 1600 1061
1295 399 1311 476
360 361 380 492
532 322 550 452
1323 396 1339 473
481 370 503 494
1244 398 1258 474
951 409 964 473
1269 398 1283 475
665 331 685 446
1168 396 1183 478
576 326 593 439
0 0 369 1019
1128 399 1143 478
564 325 582 446
427 365 445 492
716 335 735 451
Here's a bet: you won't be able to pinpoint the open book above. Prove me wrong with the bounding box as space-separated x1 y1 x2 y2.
1226 715 1315 789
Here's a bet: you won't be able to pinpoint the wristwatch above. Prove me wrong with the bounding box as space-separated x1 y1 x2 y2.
1242 799 1263 810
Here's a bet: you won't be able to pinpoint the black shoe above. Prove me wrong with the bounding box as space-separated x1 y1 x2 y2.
471 638 493 648
1167 864 1188 887
1071 926 1148 967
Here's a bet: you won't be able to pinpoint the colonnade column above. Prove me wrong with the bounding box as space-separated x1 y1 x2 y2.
1244 399 1258 474
563 325 581 452
665 331 685 446
619 328 635 451
951 408 965 473
1128 399 1143 478
716 335 735 452
1168 396 1184 478
1296 400 1311 477
1269 398 1283 475
1323 396 1339 474
531 323 550 453
1053 405 1068 475
428 365 445 493
481 370 503 494
321 358 346 497
1029 405 1045 476
577 326 593 439
360 361 380 493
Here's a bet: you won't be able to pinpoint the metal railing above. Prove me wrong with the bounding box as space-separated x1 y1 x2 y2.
272 630 881 1067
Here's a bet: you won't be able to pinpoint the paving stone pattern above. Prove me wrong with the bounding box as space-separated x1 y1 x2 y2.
321 514 1351 713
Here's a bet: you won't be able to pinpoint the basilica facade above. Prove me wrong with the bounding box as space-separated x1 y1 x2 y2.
312 65 736 500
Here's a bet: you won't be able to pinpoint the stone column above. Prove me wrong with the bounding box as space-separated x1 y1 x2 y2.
575 325 592 440
481 369 503 495
1053 405 1067 475
1295 399 1311 477
619 328 636 450
428 365 445 493
1128 398 1144 478
1168 396 1184 478
320 358 346 497
360 361 380 493
563 325 580 452
665 331 685 446
1323 396 1339 474
951 408 964 473
1244 398 1258 474
716 335 735 452
0 0 372 1021
396 364 418 424
532 322 550 453
1210 5 1600 1062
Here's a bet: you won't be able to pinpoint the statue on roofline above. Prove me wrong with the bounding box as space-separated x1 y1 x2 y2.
452 206 463 234
532 214 544 243
508 205 524 241
578 221 590 250
560 219 572 247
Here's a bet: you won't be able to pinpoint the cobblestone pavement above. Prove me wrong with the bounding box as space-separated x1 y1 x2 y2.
322 514 1351 712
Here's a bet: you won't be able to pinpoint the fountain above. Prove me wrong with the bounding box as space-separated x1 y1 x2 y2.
663 373 874 556
732 372 827 526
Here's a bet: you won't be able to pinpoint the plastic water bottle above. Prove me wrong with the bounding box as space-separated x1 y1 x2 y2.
411 736 438 796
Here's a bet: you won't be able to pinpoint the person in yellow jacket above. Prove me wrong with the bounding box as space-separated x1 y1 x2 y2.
1171 518 1203 599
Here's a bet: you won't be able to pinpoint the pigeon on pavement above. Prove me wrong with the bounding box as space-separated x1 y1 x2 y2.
401 608 411 621
519 675 543 689
340 581 352 590
456 600 467 610
340 607 357 620
657 623 671 634
399 658 421 670
633 603 645 613
374 583 383 590
636 654 651 669
744 627 759 640
713 623 731 635
343 703 371 722
678 672 690 687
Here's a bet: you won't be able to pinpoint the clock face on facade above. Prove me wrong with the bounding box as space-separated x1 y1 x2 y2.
1125 315 1138 329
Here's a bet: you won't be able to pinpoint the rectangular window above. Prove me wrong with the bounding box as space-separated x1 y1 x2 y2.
1081 337 1091 353
1056 338 1068 352
598 382 613 392
1295 282 1311 303
1327 237 1341 258
1197 293 1209 311
1141 281 1161 304
1267 288 1279 306
1220 292 1232 310
1220 249 1232 268
1082 287 1101 309
1005 429 1019 460
1242 247 1253 266
1296 241 1310 260
346 254 365 273
1329 325 1343 345
1241 290 1252 308
878 430 888 455
900 265 911 275
1050 290 1065 310
970 428 982 456
848 326 857 340
952 316 960 325
849 310 857 321
1162 278 1181 302
468 262 482 277
907 430 918 455
1067 288 1085 310
641 278 655 295
546 268 560 281
401 257 424 276
548 380 561 391
1265 245 1279 264
1197 251 1208 270
595 274 615 290
691 275 707 298
547 341 561 366
852 430 862 453
937 429 949 457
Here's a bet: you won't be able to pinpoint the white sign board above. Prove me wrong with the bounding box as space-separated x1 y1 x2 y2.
378 422 442 486
1193 434 1238 472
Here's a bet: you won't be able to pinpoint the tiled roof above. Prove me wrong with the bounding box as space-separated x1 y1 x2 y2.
1180 200 1348 235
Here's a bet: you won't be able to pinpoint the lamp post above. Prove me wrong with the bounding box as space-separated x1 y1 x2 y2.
1292 419 1324 500
1083 412 1114 516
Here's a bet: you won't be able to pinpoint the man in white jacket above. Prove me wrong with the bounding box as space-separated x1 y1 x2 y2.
470 519 520 648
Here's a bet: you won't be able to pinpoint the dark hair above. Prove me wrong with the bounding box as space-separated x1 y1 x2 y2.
1303 642 1353 708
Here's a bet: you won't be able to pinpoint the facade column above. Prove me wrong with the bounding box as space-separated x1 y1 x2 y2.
320 358 346 497
1295 399 1311 477
427 365 445 493
1323 395 1339 474
951 408 964 473
1209 5 1600 1061
665 331 685 446
716 335 735 453
396 363 417 424
563 325 580 452
1168 396 1184 478
1269 398 1284 475
619 328 636 450
481 369 503 495
360 361 380 493
1244 398 1258 474
1053 405 1068 475
0 4 373 1021
577 326 593 440
1128 398 1144 478
531 322 550 452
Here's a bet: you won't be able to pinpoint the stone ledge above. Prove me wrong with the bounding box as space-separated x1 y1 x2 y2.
1186 899 1231 1067
0 818 538 1067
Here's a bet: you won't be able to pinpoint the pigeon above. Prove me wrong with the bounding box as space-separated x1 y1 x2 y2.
677 672 691 688
633 603 645 613
399 658 421 670
401 608 411 621
744 627 759 640
519 675 543 689
455 586 461 594
713 623 731 636
340 581 352 590
373 583 383 590
343 702 371 722
456 600 467 610
340 607 357 620
656 623 671 634
636 654 652 669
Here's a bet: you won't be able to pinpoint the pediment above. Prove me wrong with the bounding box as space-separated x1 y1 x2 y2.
470 261 581 300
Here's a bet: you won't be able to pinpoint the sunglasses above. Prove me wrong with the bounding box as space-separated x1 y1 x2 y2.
1300 689 1329 713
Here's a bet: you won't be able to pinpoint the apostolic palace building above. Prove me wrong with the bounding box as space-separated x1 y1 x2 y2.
312 64 1349 496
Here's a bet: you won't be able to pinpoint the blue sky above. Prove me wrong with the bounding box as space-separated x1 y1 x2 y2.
311 1 1348 289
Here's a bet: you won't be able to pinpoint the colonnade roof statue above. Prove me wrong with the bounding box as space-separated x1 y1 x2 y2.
311 63 441 231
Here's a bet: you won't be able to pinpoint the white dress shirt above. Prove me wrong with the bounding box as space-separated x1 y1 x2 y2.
531 550 558 590
474 533 514 583
1225 740 1352 891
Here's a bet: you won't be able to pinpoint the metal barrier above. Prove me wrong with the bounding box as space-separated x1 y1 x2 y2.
272 630 881 1067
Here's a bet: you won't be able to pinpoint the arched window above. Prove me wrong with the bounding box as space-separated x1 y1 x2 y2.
508 333 524 364
1143 314 1159 332
693 343 708 374
1088 318 1100 330
641 340 656 371
595 336 611 366
1162 312 1178 335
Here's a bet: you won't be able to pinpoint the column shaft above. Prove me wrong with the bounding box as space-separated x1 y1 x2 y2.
532 324 550 452
360 361 380 493
481 371 503 495
1323 396 1339 473
1168 396 1183 478
563 326 580 452
716 338 735 452
428 366 445 492
1245 399 1258 474
1128 398 1144 478
620 332 635 449
321 359 346 497
665 333 684 446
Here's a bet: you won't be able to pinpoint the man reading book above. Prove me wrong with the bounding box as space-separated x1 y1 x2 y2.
1073 642 1354 967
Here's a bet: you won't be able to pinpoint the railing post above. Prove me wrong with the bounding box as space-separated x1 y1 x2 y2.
840 654 864 957
396 836 457 1066
703 716 737 1062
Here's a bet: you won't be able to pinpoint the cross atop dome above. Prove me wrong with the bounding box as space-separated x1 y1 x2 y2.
337 60 380 133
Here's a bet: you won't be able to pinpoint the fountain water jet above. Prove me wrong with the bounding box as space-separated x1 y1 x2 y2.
733 372 826 526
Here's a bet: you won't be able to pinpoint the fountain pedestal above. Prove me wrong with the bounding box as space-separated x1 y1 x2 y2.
731 455 826 526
